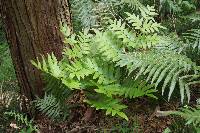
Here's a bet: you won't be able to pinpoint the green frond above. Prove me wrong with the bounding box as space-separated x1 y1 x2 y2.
60 23 71 37
84 95 128 120
159 0 182 14
34 94 61 119
95 79 157 99
182 12 200 22
109 19 161 49
94 30 122 62
117 50 198 103
4 111 38 132
121 0 145 11
183 29 200 52
71 0 117 30
172 106 200 126
31 53 62 78
63 29 93 59
126 9 165 34
66 58 119 85
71 0 96 29
31 53 82 90
43 74 73 100
108 19 137 48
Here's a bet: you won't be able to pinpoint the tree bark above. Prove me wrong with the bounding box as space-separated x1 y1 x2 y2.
0 0 72 100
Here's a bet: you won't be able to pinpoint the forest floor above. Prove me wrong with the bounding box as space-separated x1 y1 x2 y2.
1 86 197 133
33 94 189 133
35 97 176 133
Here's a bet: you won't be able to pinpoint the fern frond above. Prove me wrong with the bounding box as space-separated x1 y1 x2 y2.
108 19 137 48
159 0 182 14
4 111 38 132
34 94 61 119
109 19 161 49
172 106 200 126
71 0 117 30
182 12 200 22
126 9 165 34
183 29 200 52
94 30 122 62
63 29 93 59
84 95 128 120
117 50 198 103
95 79 157 99
66 58 119 85
43 74 73 100
31 53 82 90
121 0 144 11
31 53 62 78
71 0 97 29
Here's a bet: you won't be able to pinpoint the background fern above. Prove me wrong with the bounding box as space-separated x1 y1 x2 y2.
172 106 200 126
4 111 38 133
34 94 61 119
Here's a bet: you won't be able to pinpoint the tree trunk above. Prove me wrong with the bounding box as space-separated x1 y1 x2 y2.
0 0 72 100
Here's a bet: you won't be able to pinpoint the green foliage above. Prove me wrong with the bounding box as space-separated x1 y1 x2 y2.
165 105 200 132
182 12 200 22
118 50 199 103
4 111 38 133
126 7 165 34
108 7 165 49
70 0 149 31
172 106 200 126
32 4 200 122
71 0 96 29
85 94 128 120
159 0 182 14
32 6 163 120
34 94 61 119
70 0 118 30
183 29 200 52
163 127 172 133
0 21 18 92
121 0 145 10
159 0 196 15
95 79 157 99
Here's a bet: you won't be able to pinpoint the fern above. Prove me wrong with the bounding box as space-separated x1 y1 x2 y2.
34 94 61 119
183 29 200 52
108 6 165 50
43 74 73 101
32 5 200 120
159 0 182 14
108 19 138 48
4 111 38 133
94 30 122 62
32 53 82 90
182 12 200 22
171 106 200 126
126 5 166 33
95 79 157 99
121 0 145 11
66 58 119 84
63 29 93 59
71 0 96 29
117 50 199 103
84 94 128 120
71 0 119 30
31 53 62 78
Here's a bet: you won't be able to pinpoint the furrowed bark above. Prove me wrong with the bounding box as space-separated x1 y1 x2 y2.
0 0 72 101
